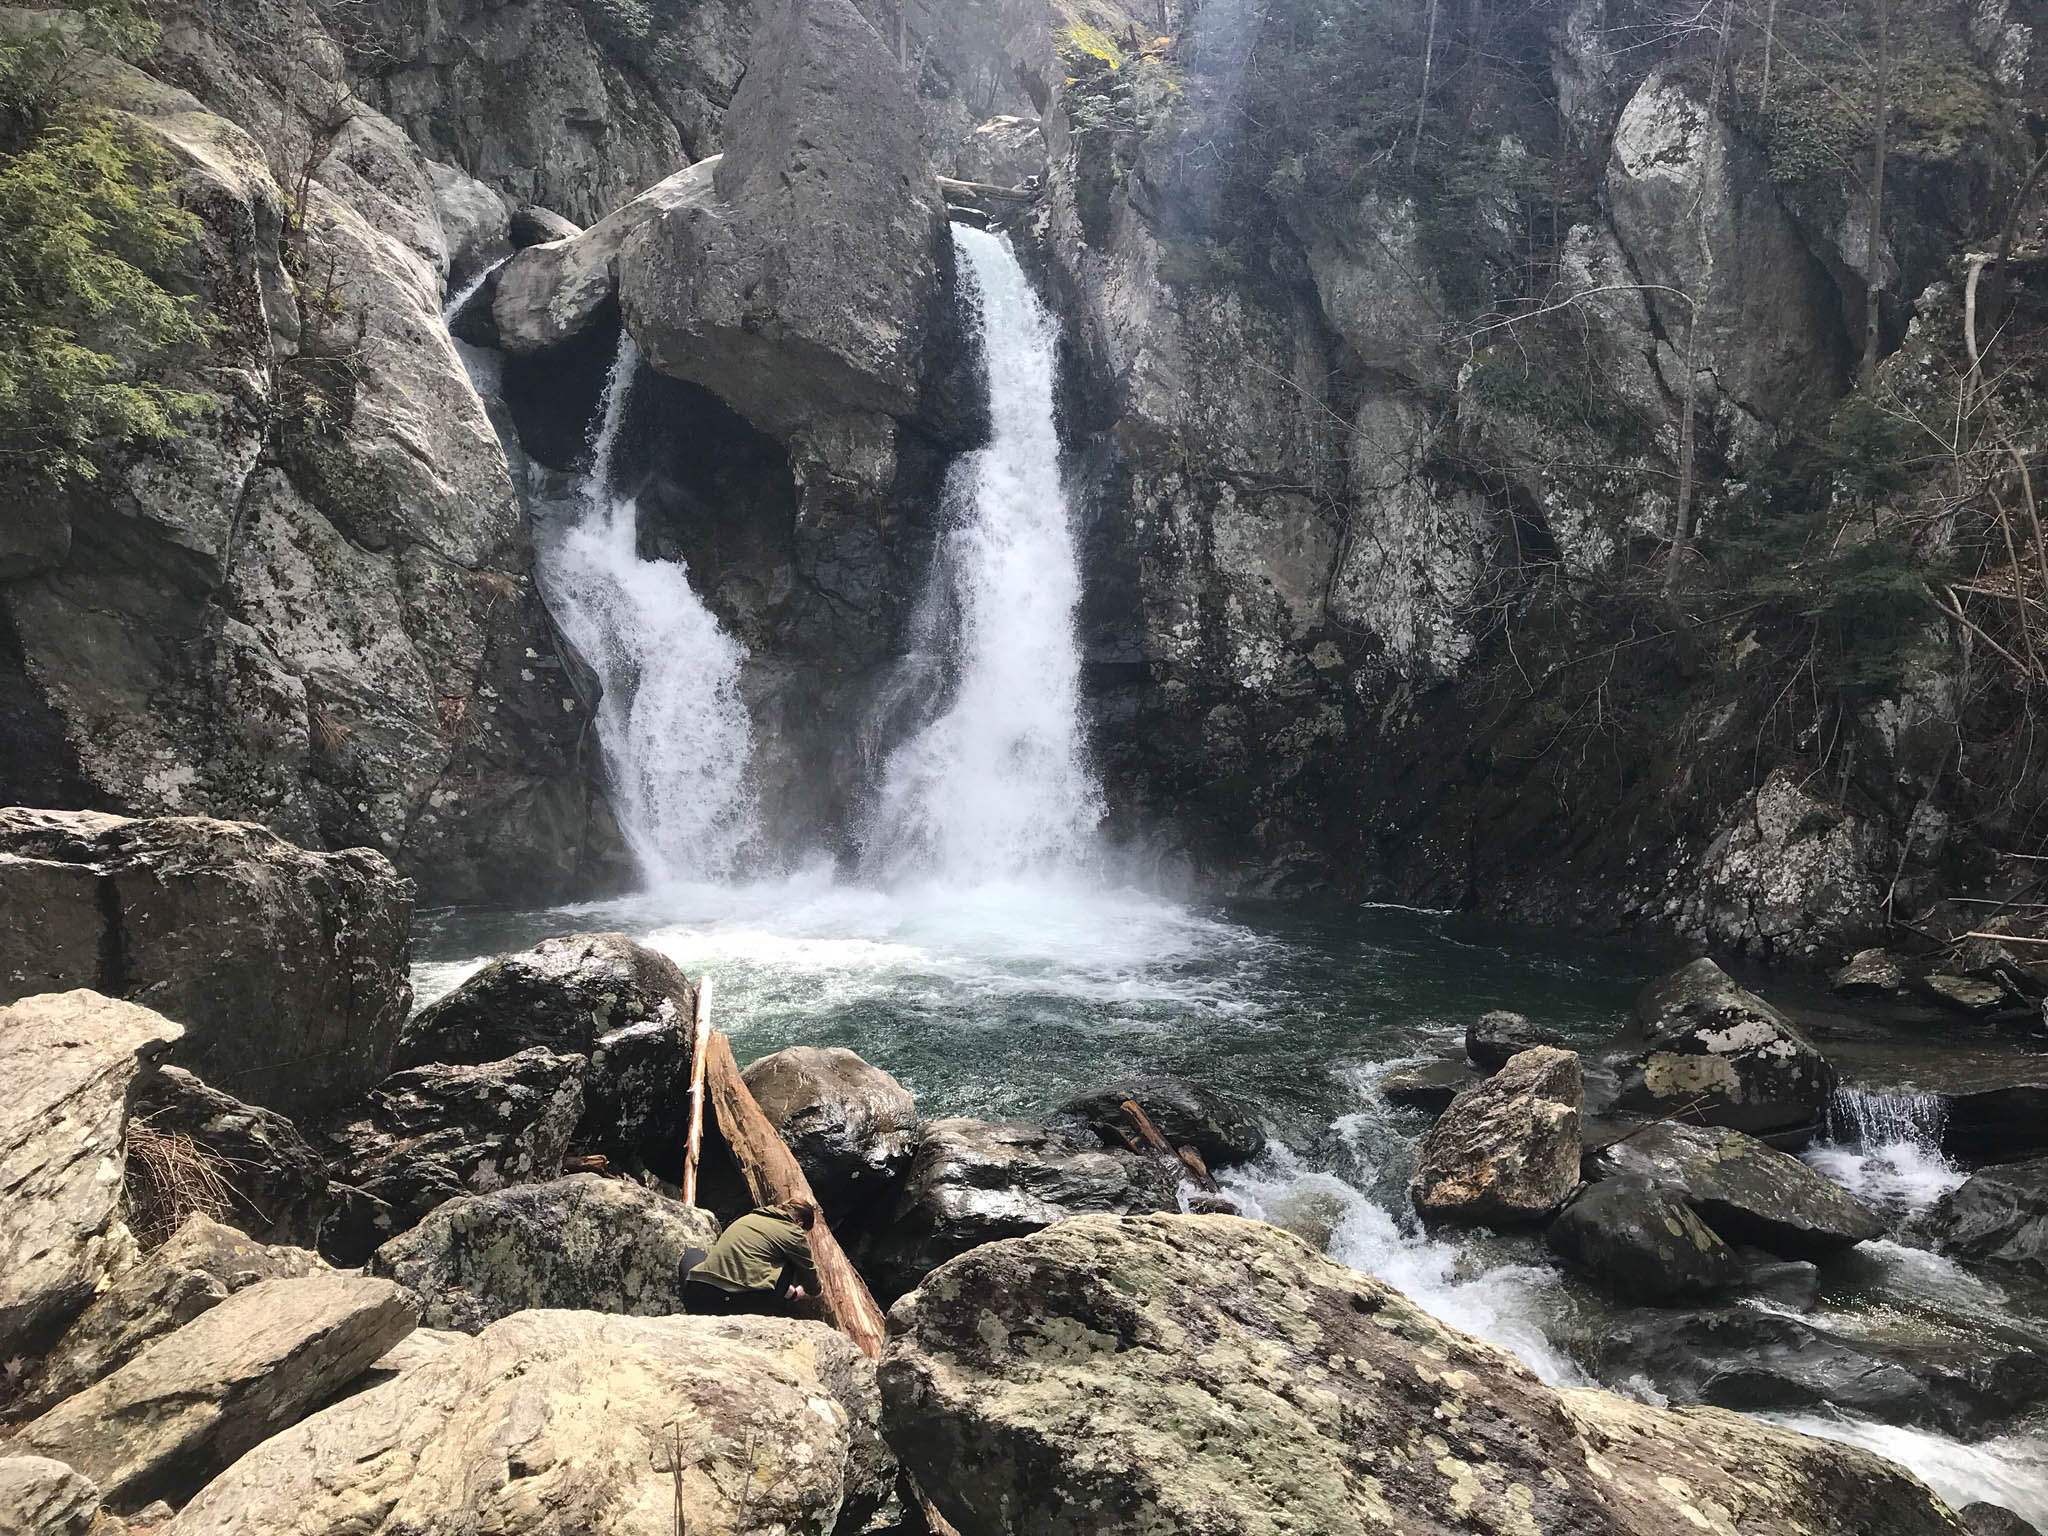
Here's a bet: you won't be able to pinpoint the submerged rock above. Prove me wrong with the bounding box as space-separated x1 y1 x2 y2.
1409 1045 1582 1226
15 1272 417 1512
743 1046 919 1205
1378 1056 1484 1110
0 1456 100 1536
879 1213 1972 1536
863 1118 1176 1301
128 1065 332 1248
1466 1010 1567 1071
0 809 411 1114
1611 957 1835 1143
369 1174 720 1332
1903 1157 2048 1283
1588 1119 1882 1258
1 990 182 1360
1547 1174 1742 1304
163 1311 891 1536
1049 1074 1267 1168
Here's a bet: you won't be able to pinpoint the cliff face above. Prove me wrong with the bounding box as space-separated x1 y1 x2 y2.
9 0 2047 951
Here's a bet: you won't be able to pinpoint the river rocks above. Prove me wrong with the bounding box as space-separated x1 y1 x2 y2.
743 1046 919 1205
164 1310 890 1536
1409 1046 1582 1226
128 1066 331 1247
1903 1157 2048 1282
1467 1010 1568 1071
1547 1175 1742 1304
0 1457 100 1536
368 1174 720 1332
15 1272 417 1512
18 1214 326 1416
319 1048 585 1263
1378 1057 1484 1110
1943 1081 2048 1162
1959 1504 2042 1536
1049 1074 1267 1168
863 1118 1177 1302
1835 948 1913 998
880 1213 1972 1536
1589 1119 1882 1258
2 991 182 1360
0 811 411 1114
1611 958 1836 1143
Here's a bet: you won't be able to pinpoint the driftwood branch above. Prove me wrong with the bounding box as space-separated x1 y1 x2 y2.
681 977 714 1206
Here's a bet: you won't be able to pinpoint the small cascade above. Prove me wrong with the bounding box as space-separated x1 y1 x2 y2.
441 255 510 326
533 334 758 883
1806 1086 1966 1218
863 225 1104 882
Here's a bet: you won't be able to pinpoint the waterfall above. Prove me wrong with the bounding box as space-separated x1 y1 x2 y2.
1806 1086 1965 1218
863 226 1104 882
534 334 758 883
441 255 510 326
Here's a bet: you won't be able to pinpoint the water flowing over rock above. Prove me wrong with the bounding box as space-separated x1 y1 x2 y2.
0 1457 100 1536
742 1046 919 1206
368 1174 720 1332
1547 1175 1743 1304
163 1311 892 1536
1904 1158 2048 1283
1 991 182 1360
0 808 411 1115
14 1272 417 1513
1050 1075 1267 1168
879 1213 1973 1536
1409 1045 1583 1225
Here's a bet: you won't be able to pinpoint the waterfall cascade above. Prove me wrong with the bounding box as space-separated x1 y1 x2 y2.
863 226 1104 882
534 335 758 883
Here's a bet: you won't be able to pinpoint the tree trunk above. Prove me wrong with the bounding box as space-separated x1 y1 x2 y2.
1862 0 1891 378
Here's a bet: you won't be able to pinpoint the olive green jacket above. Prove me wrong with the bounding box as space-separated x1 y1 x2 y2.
691 1204 817 1295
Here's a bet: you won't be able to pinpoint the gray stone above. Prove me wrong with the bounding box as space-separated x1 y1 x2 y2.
368 1174 720 1332
949 115 1045 187
1378 1057 1484 1111
1918 972 2013 1017
1959 1503 2041 1536
1409 1046 1582 1226
1903 1157 2048 1283
0 809 411 1116
879 1213 1973 1536
163 1311 891 1536
427 159 511 286
743 1046 919 1205
510 203 584 246
127 1065 332 1247
0 991 182 1360
0 1457 99 1536
1547 1174 1743 1304
1834 948 1911 998
1467 1010 1568 1072
15 1272 418 1512
1049 1074 1266 1170
1589 1119 1883 1258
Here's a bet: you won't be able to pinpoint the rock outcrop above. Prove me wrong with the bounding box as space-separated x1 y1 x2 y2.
1904 1157 2048 1283
1408 1046 1582 1225
1546 1175 1743 1304
0 810 410 1114
0 1457 100 1536
743 1046 919 1206
15 1272 417 1512
368 1174 720 1332
879 1213 1972 1536
1050 1075 1267 1168
128 1065 333 1247
1 991 182 1360
163 1311 891 1536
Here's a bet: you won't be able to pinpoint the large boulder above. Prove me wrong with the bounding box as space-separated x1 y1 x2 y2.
879 1214 1972 1536
1546 1175 1743 1304
1049 1074 1267 1169
17 1213 325 1416
369 1174 721 1332
1610 958 1836 1144
1903 1157 2048 1283
0 810 411 1114
743 1046 919 1206
163 1311 891 1536
14 1272 417 1512
1409 1046 1582 1226
1467 1010 1567 1072
1943 1081 2048 1163
863 1119 1177 1302
0 1457 100 1536
319 1048 585 1263
1589 1119 1882 1259
128 1065 332 1247
1 990 182 1360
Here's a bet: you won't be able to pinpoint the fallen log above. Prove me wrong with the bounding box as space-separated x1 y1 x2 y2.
680 976 714 1205
1121 1098 1220 1195
936 173 1039 204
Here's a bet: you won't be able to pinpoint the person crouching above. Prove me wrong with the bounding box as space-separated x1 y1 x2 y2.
684 1199 819 1315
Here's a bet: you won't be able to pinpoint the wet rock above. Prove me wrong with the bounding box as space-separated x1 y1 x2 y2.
1611 957 1836 1143
1903 1157 2048 1283
127 1066 331 1247
1409 1046 1582 1226
18 1214 325 1416
1944 1081 2048 1162
0 810 411 1115
1466 1010 1567 1071
1958 1503 2042 1536
427 160 511 286
15 1272 417 1512
743 1046 919 1205
368 1174 720 1332
880 1213 1972 1536
319 1048 585 1262
163 1311 891 1536
1 991 181 1360
1834 948 1911 998
1049 1074 1266 1168
1917 972 2012 1017
863 1119 1176 1302
1588 1119 1882 1258
510 204 584 246
1378 1057 1483 1110
1546 1175 1742 1303
0 1456 99 1536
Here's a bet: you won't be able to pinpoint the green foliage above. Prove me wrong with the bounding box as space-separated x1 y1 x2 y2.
0 1 210 489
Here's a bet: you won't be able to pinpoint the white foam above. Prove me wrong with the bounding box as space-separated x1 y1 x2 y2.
1762 1412 2048 1528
